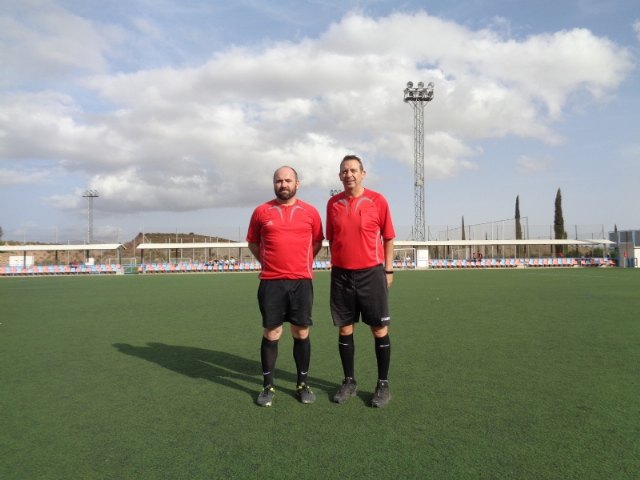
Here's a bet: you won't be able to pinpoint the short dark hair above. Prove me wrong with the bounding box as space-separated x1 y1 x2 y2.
340 154 364 171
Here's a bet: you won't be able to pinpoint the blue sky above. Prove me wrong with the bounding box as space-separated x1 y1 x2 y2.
1 0 639 243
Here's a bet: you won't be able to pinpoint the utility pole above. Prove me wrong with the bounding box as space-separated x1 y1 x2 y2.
403 81 434 241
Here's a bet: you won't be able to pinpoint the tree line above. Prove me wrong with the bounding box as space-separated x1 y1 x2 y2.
460 188 568 256
515 188 566 255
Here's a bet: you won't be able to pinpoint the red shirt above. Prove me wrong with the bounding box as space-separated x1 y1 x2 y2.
247 199 324 279
326 188 395 270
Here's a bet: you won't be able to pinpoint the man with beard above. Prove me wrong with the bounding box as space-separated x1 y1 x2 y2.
246 166 324 407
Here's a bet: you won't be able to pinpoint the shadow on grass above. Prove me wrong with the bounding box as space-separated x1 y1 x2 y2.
113 342 338 400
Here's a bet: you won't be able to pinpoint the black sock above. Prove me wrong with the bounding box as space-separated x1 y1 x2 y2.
293 337 311 385
338 334 355 379
260 337 278 387
374 334 391 381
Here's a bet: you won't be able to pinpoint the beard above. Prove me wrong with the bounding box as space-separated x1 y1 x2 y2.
275 186 297 201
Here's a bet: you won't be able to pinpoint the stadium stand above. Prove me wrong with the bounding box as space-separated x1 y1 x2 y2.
11 257 601 275
0 263 122 276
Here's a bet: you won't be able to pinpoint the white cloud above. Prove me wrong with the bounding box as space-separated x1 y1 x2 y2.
0 8 634 217
634 20 640 43
516 155 552 174
131 17 162 39
0 1 112 85
0 91 126 168
0 167 49 185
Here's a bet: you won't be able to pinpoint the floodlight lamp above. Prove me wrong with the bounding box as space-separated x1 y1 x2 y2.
417 81 424 88
426 83 434 100
406 81 413 88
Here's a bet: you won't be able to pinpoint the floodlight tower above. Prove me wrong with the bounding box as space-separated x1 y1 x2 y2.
403 81 434 241
82 189 99 244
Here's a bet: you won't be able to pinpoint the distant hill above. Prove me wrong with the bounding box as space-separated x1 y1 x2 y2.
120 232 235 256
1 233 238 265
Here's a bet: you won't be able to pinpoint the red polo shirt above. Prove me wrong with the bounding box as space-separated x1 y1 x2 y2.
326 188 395 270
247 199 324 279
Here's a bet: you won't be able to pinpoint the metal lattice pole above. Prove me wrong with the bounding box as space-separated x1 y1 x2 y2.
82 189 99 244
404 81 434 241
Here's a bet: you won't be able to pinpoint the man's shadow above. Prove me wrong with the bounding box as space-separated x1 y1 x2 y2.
113 342 336 400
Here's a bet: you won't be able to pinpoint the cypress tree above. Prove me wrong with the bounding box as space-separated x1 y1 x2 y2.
515 195 523 256
554 188 567 255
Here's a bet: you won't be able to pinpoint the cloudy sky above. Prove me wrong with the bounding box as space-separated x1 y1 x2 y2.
1 0 638 243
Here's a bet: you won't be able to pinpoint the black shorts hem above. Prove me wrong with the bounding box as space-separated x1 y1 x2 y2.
258 279 314 329
330 265 390 327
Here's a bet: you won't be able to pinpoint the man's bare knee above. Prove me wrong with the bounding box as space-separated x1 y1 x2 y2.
263 326 283 341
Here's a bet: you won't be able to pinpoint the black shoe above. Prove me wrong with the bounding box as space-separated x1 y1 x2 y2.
333 377 357 404
371 380 390 408
256 386 275 407
295 384 316 404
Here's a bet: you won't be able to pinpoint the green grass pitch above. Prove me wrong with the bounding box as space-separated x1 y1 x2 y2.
1 269 639 479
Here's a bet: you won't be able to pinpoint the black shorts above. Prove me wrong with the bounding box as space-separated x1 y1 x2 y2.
258 279 314 329
330 264 390 327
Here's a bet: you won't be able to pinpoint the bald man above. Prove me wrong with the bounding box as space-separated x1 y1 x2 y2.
246 166 324 407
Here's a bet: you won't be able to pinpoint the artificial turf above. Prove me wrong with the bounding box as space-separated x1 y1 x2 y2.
1 269 638 479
